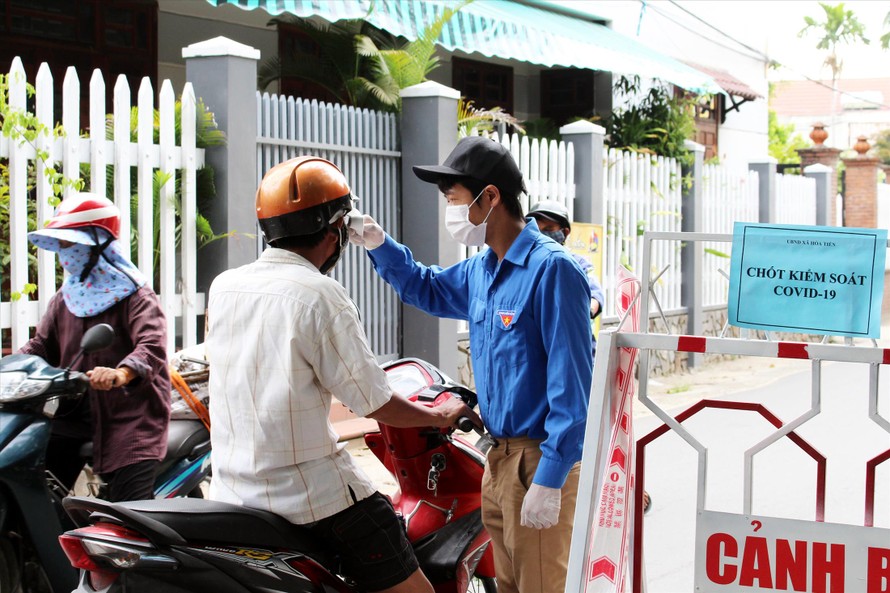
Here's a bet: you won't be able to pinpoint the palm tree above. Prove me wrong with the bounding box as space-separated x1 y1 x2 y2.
354 1 470 112
457 99 524 138
799 2 869 140
257 15 399 111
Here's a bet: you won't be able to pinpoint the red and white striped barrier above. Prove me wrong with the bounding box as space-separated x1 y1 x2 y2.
615 333 890 365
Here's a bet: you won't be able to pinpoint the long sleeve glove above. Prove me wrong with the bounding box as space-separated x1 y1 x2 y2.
348 214 385 250
520 483 562 529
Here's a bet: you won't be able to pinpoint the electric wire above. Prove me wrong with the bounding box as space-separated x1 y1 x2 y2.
649 0 890 109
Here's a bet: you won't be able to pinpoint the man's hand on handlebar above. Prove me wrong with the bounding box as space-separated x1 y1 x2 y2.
86 366 135 391
435 396 483 431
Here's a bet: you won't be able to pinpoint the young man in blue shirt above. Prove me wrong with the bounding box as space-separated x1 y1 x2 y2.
350 136 593 593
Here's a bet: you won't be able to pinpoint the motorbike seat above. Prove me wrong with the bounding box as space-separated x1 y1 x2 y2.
112 497 331 559
78 420 209 470
157 420 210 475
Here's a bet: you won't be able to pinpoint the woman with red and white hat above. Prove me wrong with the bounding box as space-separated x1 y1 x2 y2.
18 193 170 502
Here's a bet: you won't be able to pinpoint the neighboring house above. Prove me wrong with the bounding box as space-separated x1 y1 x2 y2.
3 1 731 142
1 0 768 169
771 78 890 150
0 0 767 167
156 0 719 124
580 1 769 173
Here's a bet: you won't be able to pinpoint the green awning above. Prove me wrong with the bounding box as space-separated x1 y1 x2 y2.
206 0 720 94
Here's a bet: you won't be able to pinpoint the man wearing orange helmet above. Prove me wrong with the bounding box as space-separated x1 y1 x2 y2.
19 193 171 502
205 156 481 593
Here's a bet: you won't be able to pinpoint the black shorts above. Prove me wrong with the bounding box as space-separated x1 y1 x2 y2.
306 492 419 591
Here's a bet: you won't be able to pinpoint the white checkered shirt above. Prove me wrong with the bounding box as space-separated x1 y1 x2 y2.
206 248 391 524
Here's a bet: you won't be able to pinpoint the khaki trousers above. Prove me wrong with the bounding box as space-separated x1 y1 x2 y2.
481 436 581 593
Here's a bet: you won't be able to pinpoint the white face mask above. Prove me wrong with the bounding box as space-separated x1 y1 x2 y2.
445 188 493 247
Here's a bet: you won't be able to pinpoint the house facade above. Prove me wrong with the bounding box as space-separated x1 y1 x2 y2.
771 77 890 151
1 0 769 172
575 0 769 173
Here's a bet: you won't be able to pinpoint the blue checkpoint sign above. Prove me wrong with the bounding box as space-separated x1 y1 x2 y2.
728 222 887 338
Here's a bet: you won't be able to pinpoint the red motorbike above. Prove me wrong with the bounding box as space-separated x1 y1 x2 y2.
58 357 497 593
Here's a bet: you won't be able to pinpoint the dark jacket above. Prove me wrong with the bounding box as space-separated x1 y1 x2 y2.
20 286 171 473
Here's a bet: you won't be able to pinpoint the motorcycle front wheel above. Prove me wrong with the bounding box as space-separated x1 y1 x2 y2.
468 576 496 593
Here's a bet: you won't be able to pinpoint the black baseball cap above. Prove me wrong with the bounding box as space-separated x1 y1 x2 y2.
413 136 528 196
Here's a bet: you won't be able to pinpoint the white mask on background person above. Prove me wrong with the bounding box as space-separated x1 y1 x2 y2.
445 188 493 247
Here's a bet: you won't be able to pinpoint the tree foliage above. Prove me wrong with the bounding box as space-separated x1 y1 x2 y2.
257 15 399 110
354 1 468 112
457 99 524 138
259 2 469 113
1 72 85 301
882 11 890 50
768 111 809 164
799 2 869 84
605 76 698 165
873 128 890 166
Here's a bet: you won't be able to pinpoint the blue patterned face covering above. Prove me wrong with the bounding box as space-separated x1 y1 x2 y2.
29 228 147 318
541 229 567 245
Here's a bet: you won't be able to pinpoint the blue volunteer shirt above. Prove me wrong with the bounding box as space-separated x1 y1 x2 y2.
571 253 606 357
368 219 593 488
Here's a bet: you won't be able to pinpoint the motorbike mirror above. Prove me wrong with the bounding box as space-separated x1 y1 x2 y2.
80 324 115 353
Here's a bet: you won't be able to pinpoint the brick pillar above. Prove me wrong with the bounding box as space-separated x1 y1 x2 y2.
797 123 841 226
841 136 879 228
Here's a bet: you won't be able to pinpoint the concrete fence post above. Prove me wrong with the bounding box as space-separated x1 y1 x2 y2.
399 81 461 378
183 37 260 332
749 158 777 224
804 163 833 226
559 120 606 225
681 140 705 367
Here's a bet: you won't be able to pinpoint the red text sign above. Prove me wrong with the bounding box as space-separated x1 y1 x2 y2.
696 511 890 592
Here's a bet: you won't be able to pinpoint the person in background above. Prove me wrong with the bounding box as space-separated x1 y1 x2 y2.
528 200 605 356
19 193 171 502
206 156 480 593
350 136 593 593
528 201 651 514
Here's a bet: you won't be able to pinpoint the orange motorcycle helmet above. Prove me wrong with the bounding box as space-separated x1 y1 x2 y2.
256 156 353 244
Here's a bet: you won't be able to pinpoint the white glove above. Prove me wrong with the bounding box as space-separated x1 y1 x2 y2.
348 214 385 250
520 483 561 529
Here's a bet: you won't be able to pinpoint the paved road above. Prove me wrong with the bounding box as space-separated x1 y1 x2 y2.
635 359 890 592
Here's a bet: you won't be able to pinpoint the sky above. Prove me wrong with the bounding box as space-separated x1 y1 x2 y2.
558 0 890 82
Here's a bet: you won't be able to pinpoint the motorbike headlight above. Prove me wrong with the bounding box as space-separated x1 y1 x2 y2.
0 372 49 401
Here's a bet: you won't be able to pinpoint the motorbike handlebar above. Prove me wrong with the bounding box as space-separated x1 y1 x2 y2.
68 371 91 392
457 416 476 433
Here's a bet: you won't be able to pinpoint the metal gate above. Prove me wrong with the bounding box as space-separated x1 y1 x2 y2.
567 231 890 593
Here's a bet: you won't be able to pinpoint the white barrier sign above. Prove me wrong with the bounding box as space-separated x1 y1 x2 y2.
695 510 890 592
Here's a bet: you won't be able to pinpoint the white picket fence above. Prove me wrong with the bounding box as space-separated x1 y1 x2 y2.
1 57 203 353
701 165 760 307
602 149 683 318
776 173 817 226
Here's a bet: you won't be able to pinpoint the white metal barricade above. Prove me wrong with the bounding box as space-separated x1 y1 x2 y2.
566 231 890 593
